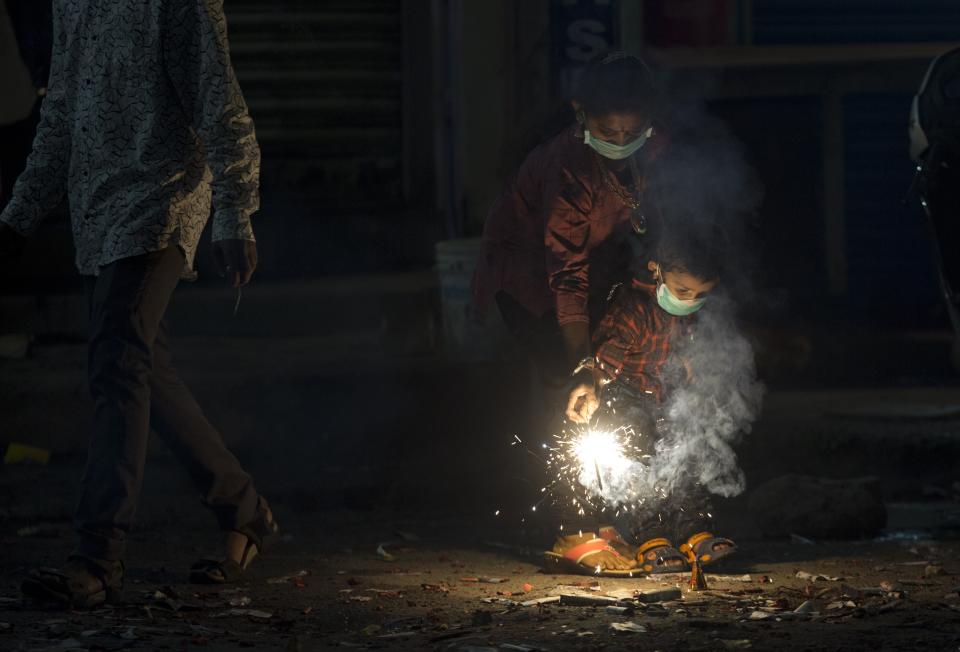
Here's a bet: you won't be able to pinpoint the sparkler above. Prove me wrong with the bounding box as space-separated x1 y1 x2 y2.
540 422 660 516
503 409 673 522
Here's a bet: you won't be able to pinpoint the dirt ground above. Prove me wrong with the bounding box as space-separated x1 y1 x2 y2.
1 460 959 652
2 338 960 651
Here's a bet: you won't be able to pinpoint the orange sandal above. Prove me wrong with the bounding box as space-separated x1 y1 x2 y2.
636 537 689 574
544 536 642 577
679 531 737 567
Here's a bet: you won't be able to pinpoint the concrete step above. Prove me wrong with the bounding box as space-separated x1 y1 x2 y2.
0 272 439 341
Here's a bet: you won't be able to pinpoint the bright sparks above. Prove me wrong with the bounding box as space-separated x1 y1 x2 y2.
571 428 633 490
542 424 661 516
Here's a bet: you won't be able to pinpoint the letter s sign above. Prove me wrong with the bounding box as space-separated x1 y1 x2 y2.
565 19 609 62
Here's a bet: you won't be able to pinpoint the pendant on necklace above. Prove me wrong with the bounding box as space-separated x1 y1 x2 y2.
630 211 647 235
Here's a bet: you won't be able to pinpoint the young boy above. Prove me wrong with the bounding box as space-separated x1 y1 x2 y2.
549 230 736 575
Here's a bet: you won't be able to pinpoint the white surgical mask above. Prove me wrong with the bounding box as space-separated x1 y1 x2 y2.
655 266 706 316
584 126 653 160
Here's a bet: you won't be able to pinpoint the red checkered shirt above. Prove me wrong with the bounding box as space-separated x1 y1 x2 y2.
592 279 691 401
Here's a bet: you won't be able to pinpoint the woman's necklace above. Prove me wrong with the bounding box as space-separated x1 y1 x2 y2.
595 153 648 234
595 153 643 210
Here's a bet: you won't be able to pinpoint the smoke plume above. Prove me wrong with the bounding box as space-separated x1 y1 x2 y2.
655 299 764 498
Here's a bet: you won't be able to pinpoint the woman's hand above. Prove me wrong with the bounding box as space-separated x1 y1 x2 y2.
566 381 599 424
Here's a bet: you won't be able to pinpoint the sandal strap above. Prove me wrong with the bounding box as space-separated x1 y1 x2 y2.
234 498 278 550
191 558 243 583
598 526 628 546
685 532 714 549
637 537 672 555
682 533 737 563
564 538 621 565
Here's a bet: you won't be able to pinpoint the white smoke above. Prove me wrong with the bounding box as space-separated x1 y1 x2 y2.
568 298 763 509
653 300 764 498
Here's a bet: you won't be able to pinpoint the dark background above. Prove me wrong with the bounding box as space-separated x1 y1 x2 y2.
3 1 958 333
2 0 959 510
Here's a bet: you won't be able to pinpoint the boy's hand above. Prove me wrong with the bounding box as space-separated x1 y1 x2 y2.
566 381 599 424
0 223 26 260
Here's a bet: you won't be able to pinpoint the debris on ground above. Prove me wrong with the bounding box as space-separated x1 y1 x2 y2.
212 608 273 619
610 621 647 633
4 442 49 465
796 571 842 582
15 522 65 538
924 564 947 578
707 574 754 582
558 592 620 606
636 587 683 602
376 542 397 561
266 570 310 585
144 587 203 612
520 596 560 607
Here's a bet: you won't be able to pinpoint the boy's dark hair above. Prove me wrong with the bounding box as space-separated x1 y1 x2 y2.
652 227 722 282
572 52 660 119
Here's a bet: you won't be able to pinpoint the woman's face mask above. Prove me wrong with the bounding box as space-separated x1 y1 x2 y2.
584 127 652 160
578 110 653 160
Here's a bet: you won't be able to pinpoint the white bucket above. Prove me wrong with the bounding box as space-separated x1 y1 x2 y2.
435 237 508 359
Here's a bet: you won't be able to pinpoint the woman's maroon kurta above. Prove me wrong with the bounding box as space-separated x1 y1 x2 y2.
473 124 662 327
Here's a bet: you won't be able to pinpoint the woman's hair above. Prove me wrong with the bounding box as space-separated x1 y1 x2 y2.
572 52 660 119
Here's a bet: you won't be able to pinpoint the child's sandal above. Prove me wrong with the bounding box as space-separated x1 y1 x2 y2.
636 537 689 574
679 531 737 567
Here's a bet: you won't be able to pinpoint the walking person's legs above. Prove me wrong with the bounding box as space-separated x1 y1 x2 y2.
149 319 277 583
22 247 184 607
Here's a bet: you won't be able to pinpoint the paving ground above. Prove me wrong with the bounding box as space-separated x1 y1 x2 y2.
1 335 960 651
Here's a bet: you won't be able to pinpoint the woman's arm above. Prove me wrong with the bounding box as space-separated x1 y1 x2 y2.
544 167 594 364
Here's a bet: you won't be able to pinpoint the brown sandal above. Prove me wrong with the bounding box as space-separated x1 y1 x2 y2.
22 555 123 608
190 500 280 584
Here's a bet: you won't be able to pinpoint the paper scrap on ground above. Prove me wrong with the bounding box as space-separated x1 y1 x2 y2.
610 621 647 633
796 571 841 582
4 442 50 465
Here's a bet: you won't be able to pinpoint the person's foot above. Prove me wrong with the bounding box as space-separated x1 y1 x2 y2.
21 555 123 608
553 532 637 572
223 504 275 568
190 502 278 584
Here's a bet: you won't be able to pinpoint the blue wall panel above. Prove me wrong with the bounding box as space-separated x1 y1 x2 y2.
842 93 939 309
753 0 960 44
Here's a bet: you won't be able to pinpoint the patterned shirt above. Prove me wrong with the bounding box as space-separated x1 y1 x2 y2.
0 0 260 277
592 279 691 401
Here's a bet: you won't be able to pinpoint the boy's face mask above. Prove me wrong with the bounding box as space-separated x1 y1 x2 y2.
655 266 707 316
